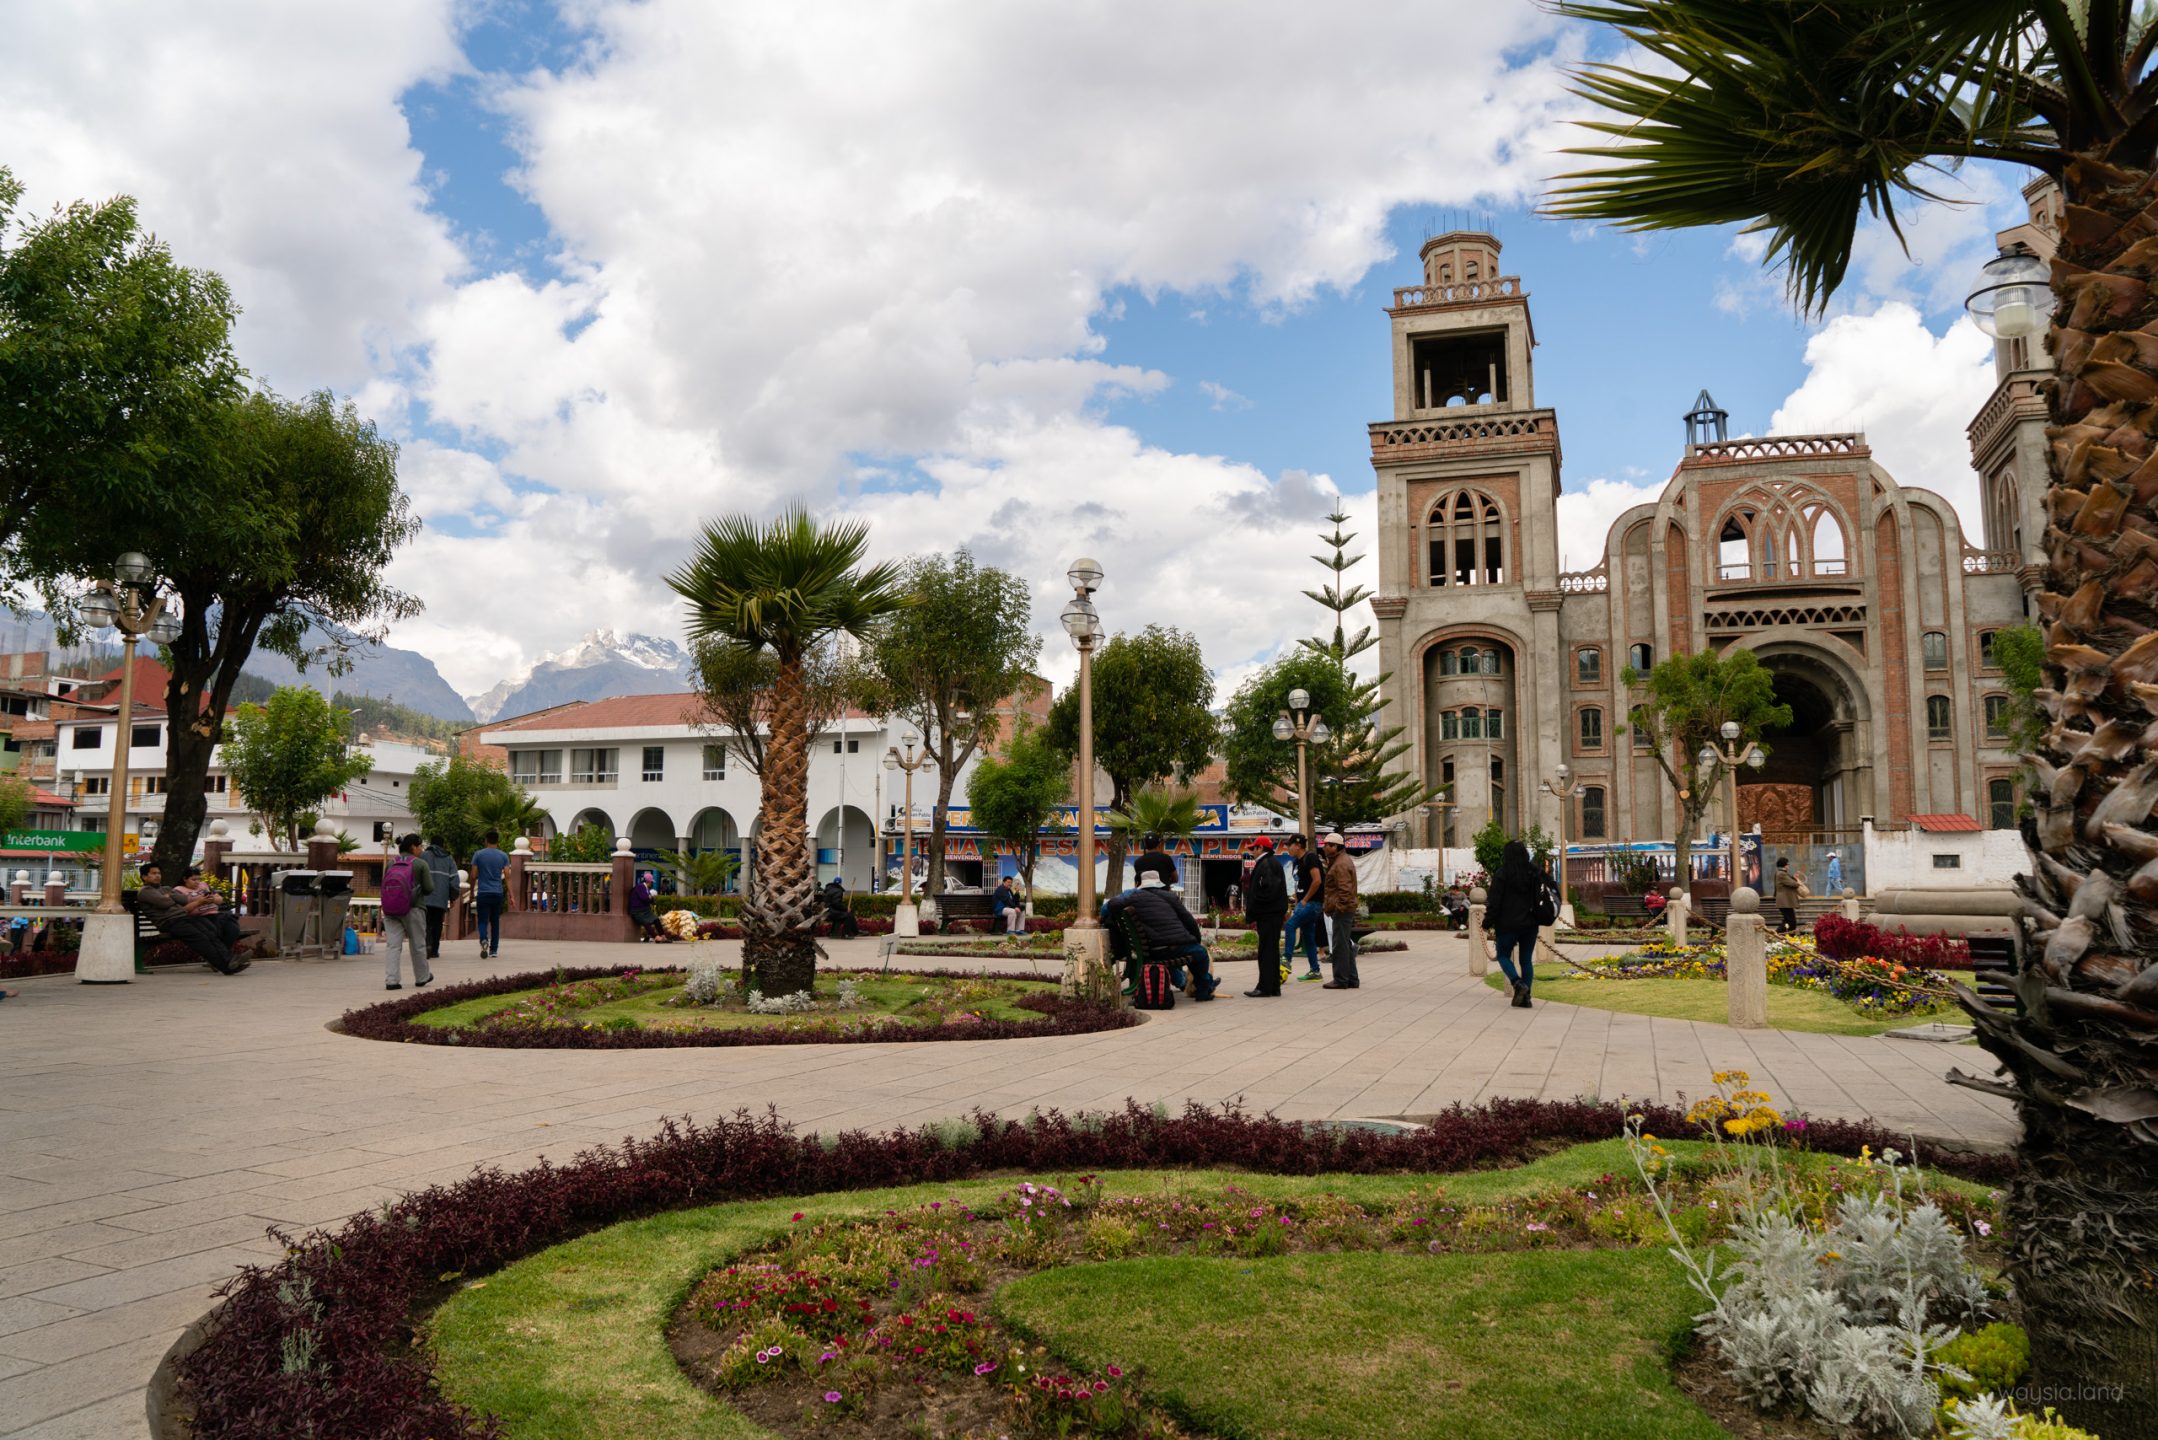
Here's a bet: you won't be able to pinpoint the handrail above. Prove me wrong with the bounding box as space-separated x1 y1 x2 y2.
524 860 613 874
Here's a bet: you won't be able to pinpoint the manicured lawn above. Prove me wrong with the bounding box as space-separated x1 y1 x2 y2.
1484 972 1969 1037
999 1250 1719 1440
409 971 1057 1032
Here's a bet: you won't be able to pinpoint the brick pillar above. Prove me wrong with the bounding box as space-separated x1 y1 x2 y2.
508 844 529 912
9 870 28 906
44 874 66 908
610 841 636 942
202 837 228 881
306 835 340 872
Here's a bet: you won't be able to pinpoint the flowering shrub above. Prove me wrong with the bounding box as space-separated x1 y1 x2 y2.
1592 935 1957 1018
1815 915 1974 970
173 1094 2011 1440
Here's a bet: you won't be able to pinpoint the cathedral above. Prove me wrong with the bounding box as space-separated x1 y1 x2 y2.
1369 190 2056 858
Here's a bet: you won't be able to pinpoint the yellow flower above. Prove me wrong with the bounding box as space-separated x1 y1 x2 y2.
1711 1069 1750 1087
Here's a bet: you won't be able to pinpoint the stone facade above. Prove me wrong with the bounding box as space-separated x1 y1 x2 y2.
1371 230 2044 850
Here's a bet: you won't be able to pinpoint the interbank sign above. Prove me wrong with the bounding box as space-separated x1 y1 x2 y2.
1 830 104 854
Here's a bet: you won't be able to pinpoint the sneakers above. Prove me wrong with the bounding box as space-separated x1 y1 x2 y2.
1296 971 1323 983
384 982 402 991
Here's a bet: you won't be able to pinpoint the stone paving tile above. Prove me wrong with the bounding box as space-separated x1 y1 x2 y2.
0 1262 108 1304
6 1391 148 1440
0 1333 170 1435
0 1298 85 1339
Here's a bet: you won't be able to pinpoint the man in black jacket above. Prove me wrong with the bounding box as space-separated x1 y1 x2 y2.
1106 876 1221 1000
1130 834 1177 889
1241 836 1289 997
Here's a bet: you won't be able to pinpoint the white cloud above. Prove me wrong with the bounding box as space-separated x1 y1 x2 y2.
1200 380 1251 412
1769 302 1997 532
1556 476 1667 571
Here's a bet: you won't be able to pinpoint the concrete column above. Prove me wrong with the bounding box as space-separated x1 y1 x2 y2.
44 873 66 908
9 870 28 906
1666 887 1688 947
609 837 636 942
1840 887 1861 922
509 841 530 912
1726 886 1768 1029
1466 886 1489 976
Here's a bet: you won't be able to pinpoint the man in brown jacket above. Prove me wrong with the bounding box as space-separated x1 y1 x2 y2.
1319 831 1361 989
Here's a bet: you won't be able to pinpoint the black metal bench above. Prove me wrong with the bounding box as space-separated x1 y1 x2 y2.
935 893 999 931
1965 934 2019 1013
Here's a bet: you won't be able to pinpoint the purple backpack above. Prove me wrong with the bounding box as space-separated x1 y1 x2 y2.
380 857 418 918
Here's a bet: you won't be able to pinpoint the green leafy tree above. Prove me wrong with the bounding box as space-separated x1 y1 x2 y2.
1299 511 1434 826
958 725 1070 898
1548 9 2158 1411
0 775 32 835
219 687 375 849
670 508 909 999
547 822 615 864
1045 624 1216 893
1473 815 1556 879
1620 649 1791 871
1220 650 1357 820
865 551 1041 902
409 755 536 860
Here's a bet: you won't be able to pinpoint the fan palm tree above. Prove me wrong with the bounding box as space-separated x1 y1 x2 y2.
1547 4 2158 1425
1107 787 1206 849
469 790 548 851
669 509 910 996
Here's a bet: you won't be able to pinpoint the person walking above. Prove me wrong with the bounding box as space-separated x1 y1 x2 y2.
421 835 458 960
1486 840 1546 1008
1241 835 1289 997
1773 857 1805 933
1319 831 1361 990
472 830 509 959
379 834 435 991
1282 834 1325 981
1824 849 1843 895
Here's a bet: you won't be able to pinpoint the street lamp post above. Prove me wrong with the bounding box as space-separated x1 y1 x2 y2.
1270 689 1331 838
75 552 181 984
883 734 932 937
1539 763 1580 928
1061 559 1104 930
1697 721 1767 894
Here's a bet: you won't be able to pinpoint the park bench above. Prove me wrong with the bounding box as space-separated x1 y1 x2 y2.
1965 934 2020 1014
935 893 999 931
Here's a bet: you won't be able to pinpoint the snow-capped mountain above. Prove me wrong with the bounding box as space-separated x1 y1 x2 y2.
465 629 695 721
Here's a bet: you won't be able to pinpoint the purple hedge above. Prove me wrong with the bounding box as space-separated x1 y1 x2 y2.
336 964 1141 1049
170 1096 2013 1440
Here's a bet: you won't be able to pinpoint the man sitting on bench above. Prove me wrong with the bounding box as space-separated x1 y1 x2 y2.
135 862 245 975
1105 872 1221 1001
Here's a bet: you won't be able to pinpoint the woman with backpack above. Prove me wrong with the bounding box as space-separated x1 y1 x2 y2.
379 833 435 991
1486 840 1552 1009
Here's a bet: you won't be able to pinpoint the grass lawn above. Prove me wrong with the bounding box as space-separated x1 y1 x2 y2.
1483 972 1969 1037
410 971 1057 1032
998 1250 1718 1440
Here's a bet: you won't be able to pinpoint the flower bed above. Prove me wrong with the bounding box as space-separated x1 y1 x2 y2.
1588 934 1958 1020
1813 913 1974 969
338 965 1141 1050
168 1097 2012 1440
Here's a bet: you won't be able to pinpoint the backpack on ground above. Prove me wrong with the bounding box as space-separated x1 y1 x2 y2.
381 856 418 918
1136 961 1175 1010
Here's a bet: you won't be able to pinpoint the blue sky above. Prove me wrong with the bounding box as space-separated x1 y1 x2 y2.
1 1 2020 696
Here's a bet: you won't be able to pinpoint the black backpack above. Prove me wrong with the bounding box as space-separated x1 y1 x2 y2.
1136 961 1175 1010
1534 873 1561 927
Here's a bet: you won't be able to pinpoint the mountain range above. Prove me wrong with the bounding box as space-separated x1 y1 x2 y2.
465 630 694 722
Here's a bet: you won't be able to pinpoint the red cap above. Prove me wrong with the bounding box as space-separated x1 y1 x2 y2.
1252 835 1275 851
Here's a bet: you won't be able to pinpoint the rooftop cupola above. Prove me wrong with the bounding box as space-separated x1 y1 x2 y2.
1685 389 1729 448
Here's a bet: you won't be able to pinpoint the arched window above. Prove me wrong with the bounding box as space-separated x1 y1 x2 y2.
1578 707 1603 751
1984 694 2010 739
1580 786 1607 839
1628 643 1654 673
1441 711 1459 740
1461 707 1483 740
1979 631 2000 669
1809 506 1847 575
1988 778 2016 830
1459 645 1480 672
1926 695 1952 741
1922 632 1949 671
1428 491 1507 586
1718 510 1754 579
1482 650 1501 676
1440 649 1459 676
1576 648 1601 685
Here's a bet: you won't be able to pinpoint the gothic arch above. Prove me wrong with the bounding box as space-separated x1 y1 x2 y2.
1711 481 1855 582
1424 487 1511 586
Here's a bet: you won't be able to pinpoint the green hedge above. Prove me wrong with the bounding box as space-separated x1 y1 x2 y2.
652 892 914 919
1362 889 1437 914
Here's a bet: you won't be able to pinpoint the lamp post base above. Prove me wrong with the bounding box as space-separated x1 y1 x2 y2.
1060 925 1117 1005
76 911 136 984
893 903 920 938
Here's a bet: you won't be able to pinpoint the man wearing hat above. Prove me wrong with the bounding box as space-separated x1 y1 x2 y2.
1824 849 1842 895
1240 835 1289 997
1319 831 1362 989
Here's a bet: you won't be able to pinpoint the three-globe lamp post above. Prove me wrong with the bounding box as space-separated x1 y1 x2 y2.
1697 721 1766 895
75 552 181 984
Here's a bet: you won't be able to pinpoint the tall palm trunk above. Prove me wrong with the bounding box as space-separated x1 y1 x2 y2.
743 655 818 997
1963 152 2158 1437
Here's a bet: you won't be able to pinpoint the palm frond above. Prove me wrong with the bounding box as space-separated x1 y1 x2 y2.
668 506 915 660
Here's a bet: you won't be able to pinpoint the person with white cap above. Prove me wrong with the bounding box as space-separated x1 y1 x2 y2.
1824 850 1842 894
1318 830 1361 989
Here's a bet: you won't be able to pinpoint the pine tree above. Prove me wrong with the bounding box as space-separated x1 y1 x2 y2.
1298 511 1435 828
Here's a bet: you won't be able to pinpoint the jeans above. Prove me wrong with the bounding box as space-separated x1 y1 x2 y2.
424 905 447 958
476 895 504 954
1158 940 1214 997
1283 901 1322 972
1326 911 1360 986
384 909 432 986
1494 928 1537 993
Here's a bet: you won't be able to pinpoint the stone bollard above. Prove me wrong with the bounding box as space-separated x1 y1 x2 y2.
9 869 28 907
1726 887 1768 1029
1840 887 1861 922
1667 887 1688 947
45 873 67 908
1466 886 1490 977
306 817 341 875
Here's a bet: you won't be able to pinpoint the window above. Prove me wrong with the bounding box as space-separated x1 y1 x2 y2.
1926 695 1952 742
1427 490 1507 586
1580 786 1606 839
1578 707 1603 750
137 775 168 795
1633 717 1652 749
131 724 160 748
1482 650 1501 676
1461 708 1482 740
512 749 563 784
1486 708 1504 739
73 726 101 750
1718 511 1754 579
1440 757 1457 846
1809 506 1847 575
1989 778 2017 831
1627 643 1654 673
1440 650 1458 677
642 746 665 781
1458 646 1480 672
1490 757 1505 822
571 748 619 784
1979 631 1999 669
1441 712 1459 740
849 739 860 753
1984 694 2010 740
203 774 227 794
1932 853 1963 870
1576 648 1601 685
79 776 111 796
1922 631 1949 671
703 743 727 780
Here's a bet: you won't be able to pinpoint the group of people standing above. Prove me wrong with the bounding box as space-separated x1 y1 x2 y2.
378 831 511 990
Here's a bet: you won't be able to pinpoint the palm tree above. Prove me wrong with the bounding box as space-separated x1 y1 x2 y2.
469 790 548 850
1547 4 2158 1426
1107 787 1205 852
669 509 910 996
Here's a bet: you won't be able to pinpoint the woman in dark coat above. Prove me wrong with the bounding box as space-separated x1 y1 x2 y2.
1485 840 1546 1008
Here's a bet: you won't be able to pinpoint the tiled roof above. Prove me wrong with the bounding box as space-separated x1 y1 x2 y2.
31 787 74 808
1910 813 1983 833
484 692 704 734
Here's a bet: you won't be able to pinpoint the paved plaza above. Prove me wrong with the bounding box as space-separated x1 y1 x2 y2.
0 933 2012 1439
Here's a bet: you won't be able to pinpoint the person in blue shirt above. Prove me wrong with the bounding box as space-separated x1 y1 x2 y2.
1824 850 1843 895
472 830 510 959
